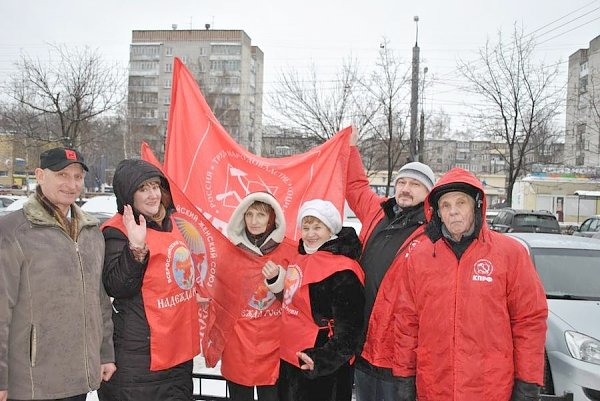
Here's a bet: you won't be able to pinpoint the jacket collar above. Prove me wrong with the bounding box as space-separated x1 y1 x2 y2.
23 195 98 229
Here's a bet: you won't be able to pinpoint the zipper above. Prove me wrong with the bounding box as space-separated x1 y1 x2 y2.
75 242 92 388
29 324 37 366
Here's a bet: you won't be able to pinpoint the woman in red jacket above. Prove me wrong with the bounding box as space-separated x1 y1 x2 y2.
222 192 297 401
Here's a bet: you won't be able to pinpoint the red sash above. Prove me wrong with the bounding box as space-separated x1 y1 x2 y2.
280 251 365 367
220 238 297 386
104 215 200 371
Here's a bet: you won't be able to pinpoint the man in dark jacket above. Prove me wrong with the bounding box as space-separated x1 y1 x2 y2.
346 129 435 401
394 168 548 401
0 147 115 401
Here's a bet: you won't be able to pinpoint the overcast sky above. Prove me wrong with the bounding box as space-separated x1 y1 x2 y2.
1 0 599 133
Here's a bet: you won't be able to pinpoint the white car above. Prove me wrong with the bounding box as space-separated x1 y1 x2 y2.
508 233 600 401
343 202 362 235
2 196 28 213
0 195 25 212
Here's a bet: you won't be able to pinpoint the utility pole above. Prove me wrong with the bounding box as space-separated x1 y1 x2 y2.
419 66 428 162
409 16 420 162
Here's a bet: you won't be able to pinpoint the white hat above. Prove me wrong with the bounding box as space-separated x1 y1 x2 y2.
298 199 342 234
394 162 436 191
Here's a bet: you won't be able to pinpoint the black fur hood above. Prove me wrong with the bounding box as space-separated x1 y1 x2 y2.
299 226 362 260
113 159 171 215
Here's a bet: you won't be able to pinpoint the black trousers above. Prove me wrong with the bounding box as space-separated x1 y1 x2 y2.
227 380 279 401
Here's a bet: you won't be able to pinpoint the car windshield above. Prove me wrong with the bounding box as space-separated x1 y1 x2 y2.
531 248 600 299
514 214 558 229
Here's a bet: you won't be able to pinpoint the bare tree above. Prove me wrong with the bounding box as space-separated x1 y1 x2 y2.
357 39 412 195
267 40 412 195
458 25 563 206
80 114 127 190
425 108 453 140
268 58 374 141
4 44 125 148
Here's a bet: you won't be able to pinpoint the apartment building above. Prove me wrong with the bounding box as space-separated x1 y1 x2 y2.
564 35 600 167
128 28 264 159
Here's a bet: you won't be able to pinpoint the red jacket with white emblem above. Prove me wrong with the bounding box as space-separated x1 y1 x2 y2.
393 168 548 401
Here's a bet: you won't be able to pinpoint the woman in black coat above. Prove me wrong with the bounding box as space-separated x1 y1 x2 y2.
268 199 365 401
98 159 195 400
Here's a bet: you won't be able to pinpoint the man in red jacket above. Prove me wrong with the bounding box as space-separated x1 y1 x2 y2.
346 128 435 401
393 168 548 401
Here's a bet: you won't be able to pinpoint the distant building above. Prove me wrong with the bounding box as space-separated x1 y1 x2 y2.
0 132 38 189
128 28 264 159
261 125 320 157
564 35 600 167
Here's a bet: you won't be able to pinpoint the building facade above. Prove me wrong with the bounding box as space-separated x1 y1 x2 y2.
0 132 39 190
261 125 321 157
565 35 600 167
128 28 264 159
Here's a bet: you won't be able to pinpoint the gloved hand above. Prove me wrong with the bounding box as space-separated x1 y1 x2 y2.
510 379 541 401
395 376 416 401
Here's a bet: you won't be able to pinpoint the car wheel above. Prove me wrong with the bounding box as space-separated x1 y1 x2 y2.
541 352 554 395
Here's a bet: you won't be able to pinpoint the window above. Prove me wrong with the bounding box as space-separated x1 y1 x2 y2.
131 45 160 56
165 63 172 73
210 60 241 72
275 146 292 156
130 61 159 71
211 44 241 55
164 79 171 88
129 77 157 87
165 47 173 56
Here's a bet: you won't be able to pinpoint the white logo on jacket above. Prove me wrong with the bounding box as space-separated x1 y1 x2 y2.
404 239 421 258
472 259 494 282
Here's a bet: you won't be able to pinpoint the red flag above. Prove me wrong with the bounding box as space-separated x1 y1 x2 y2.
163 57 351 240
142 143 261 367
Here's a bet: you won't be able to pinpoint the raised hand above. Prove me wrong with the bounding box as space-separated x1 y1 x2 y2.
122 204 146 248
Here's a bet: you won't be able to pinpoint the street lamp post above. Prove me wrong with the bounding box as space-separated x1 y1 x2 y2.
409 16 420 162
419 66 428 162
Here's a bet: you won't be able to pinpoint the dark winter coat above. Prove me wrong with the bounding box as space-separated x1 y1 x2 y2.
98 159 192 401
278 227 365 401
345 146 427 379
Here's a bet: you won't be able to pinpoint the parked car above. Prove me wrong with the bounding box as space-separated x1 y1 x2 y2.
489 209 560 234
485 209 502 224
81 195 117 225
572 215 600 238
0 196 28 215
0 195 24 211
508 233 600 400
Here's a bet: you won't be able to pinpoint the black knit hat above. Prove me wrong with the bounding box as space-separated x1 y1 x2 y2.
430 182 482 209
